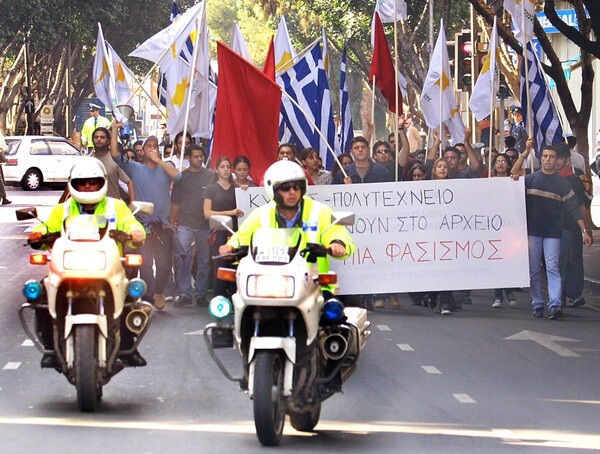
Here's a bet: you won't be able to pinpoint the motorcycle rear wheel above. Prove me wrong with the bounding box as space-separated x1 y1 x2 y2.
253 350 286 446
75 325 101 412
289 404 321 432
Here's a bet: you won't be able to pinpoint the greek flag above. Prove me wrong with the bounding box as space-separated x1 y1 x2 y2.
339 47 354 153
277 43 338 170
520 42 563 157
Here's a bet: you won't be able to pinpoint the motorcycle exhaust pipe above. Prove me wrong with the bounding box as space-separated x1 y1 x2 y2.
125 308 149 334
320 333 348 361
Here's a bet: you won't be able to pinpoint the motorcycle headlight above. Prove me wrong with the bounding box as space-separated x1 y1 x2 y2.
63 250 106 270
127 279 147 299
209 296 232 319
246 275 294 298
323 298 344 322
23 280 42 300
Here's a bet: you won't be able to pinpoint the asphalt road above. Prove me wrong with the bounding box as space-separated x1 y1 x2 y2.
1 188 600 453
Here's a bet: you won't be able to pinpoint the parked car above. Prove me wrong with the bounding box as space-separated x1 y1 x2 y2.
3 136 83 190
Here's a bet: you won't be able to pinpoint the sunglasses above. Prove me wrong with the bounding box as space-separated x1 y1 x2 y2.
277 182 303 192
375 149 390 154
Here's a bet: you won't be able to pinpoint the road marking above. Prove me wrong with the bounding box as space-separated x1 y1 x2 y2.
421 366 441 374
505 330 580 357
3 362 21 370
396 344 413 351
453 393 476 404
21 339 34 347
376 325 391 331
184 329 204 336
491 428 521 442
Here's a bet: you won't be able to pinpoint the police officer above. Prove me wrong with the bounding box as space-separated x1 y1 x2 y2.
81 103 111 154
507 106 528 153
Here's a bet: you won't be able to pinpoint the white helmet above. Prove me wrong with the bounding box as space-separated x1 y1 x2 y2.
263 160 307 203
68 157 108 205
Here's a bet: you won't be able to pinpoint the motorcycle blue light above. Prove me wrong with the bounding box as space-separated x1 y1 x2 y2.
127 279 147 299
323 298 344 322
209 296 232 319
23 280 42 300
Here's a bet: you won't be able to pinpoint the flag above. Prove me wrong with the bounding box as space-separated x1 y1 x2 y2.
158 1 185 107
212 42 282 182
277 42 338 170
274 16 296 73
93 24 134 122
375 0 407 23
339 47 354 154
129 1 203 71
469 17 498 121
231 22 253 63
420 20 465 143
504 0 536 43
520 42 564 157
263 36 276 80
155 2 215 139
369 13 403 114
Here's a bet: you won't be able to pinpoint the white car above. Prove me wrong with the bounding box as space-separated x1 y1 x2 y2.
3 136 83 190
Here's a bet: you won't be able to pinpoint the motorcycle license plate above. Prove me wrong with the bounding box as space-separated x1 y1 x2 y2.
255 245 290 263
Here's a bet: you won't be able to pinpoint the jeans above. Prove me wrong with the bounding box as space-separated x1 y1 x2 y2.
138 224 173 300
528 235 561 310
559 228 584 301
173 225 210 299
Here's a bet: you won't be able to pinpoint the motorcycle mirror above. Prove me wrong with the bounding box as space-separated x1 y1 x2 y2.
331 212 355 227
16 207 39 221
129 201 154 217
209 215 235 235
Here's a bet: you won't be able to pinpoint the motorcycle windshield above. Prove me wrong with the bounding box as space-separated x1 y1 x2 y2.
64 214 108 242
250 228 301 265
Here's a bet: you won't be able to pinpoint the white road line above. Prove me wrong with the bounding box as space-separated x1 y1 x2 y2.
453 393 476 404
376 325 391 331
491 428 522 442
421 366 442 374
396 344 414 351
3 362 21 370
21 339 34 347
184 330 204 336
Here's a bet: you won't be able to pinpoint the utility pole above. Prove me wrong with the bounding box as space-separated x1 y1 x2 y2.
24 27 33 135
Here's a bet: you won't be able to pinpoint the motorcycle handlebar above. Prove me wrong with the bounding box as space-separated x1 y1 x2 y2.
108 229 133 244
212 245 249 261
27 232 61 249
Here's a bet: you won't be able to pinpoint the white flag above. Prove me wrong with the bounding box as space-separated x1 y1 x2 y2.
504 0 535 43
93 24 134 122
129 1 204 71
231 22 253 63
469 17 498 121
274 16 296 73
420 20 465 143
375 0 407 23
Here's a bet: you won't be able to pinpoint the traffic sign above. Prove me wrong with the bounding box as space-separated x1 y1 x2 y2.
24 98 35 114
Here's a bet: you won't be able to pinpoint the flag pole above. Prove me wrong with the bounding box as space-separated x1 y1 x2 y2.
438 19 444 158
488 17 497 178
371 77 377 152
178 13 204 171
393 2 400 182
521 1 533 172
280 87 348 179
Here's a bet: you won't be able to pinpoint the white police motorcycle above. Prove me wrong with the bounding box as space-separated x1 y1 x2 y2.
17 203 154 412
204 213 370 446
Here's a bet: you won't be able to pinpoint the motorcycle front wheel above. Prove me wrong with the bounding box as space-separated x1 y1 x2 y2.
75 325 101 412
253 350 286 446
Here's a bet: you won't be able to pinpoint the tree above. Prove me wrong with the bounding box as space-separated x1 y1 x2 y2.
468 0 597 163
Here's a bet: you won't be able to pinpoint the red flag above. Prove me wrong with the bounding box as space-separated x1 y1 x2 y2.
213 42 282 182
262 36 276 81
369 13 402 114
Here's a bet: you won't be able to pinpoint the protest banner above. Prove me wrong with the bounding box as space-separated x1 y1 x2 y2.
235 178 530 294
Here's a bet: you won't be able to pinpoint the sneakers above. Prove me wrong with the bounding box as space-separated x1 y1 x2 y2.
548 306 563 320
196 296 209 307
174 296 192 308
492 298 502 308
440 304 451 315
153 293 166 311
533 308 544 318
566 297 586 308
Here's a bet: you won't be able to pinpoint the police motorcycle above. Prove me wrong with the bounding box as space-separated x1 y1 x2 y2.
17 196 154 412
204 211 371 446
